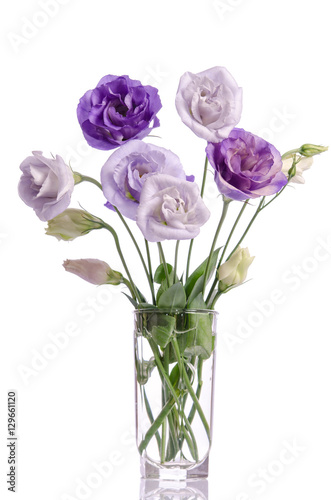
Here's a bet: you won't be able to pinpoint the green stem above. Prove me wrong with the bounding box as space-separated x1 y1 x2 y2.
165 408 179 461
101 220 139 302
145 240 156 305
171 344 200 461
114 207 155 304
138 396 176 454
157 242 170 287
210 290 222 309
259 184 288 212
161 414 167 463
73 172 103 190
143 387 162 453
227 197 265 261
202 198 231 297
188 358 203 424
200 155 209 198
206 201 248 306
172 338 211 443
142 338 201 460
281 148 300 160
173 241 180 285
139 339 182 455
74 172 155 303
185 155 209 282
122 278 135 300
161 345 170 462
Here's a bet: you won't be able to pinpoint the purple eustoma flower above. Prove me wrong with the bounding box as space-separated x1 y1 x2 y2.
77 75 162 151
206 128 287 201
101 141 193 220
136 174 210 242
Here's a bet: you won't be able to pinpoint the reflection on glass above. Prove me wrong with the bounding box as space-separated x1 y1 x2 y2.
140 478 208 500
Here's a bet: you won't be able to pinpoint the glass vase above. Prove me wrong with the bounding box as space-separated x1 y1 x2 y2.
134 308 218 480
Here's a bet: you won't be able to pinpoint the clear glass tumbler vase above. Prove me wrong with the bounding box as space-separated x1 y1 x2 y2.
134 308 218 480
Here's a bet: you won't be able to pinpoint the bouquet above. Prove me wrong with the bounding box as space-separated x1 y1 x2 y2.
18 67 327 478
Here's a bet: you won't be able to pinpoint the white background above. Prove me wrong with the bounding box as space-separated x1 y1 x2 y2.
1 0 331 499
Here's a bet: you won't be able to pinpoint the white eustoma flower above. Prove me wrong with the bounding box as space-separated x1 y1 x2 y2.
136 174 210 242
175 66 243 142
18 151 74 221
217 247 254 292
282 157 313 184
101 140 190 220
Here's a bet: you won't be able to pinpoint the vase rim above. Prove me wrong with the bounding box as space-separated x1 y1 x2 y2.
133 308 218 315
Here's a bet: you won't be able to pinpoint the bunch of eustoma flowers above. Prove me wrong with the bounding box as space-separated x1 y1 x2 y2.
18 68 327 311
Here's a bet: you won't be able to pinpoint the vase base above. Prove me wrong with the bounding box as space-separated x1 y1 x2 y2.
140 478 209 499
140 455 209 480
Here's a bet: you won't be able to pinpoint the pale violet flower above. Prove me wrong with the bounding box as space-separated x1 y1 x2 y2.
46 209 101 241
18 151 74 221
217 247 254 292
136 174 210 242
101 140 192 220
175 66 243 142
63 259 123 285
282 157 313 184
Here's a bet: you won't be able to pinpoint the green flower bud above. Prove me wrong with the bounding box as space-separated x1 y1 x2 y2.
63 258 123 286
217 247 254 293
46 209 101 241
299 144 328 157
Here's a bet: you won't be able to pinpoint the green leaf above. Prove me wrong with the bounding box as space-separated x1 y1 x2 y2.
154 263 173 284
186 275 204 307
185 247 221 298
149 314 176 349
185 308 213 360
136 303 157 310
188 292 208 310
121 293 155 310
135 356 156 385
122 293 138 308
169 363 180 387
157 282 186 311
156 278 170 303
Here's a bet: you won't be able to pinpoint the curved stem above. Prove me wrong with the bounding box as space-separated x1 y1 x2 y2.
100 220 139 302
172 338 211 443
259 184 288 212
188 358 203 424
173 241 180 285
281 148 300 160
114 207 155 303
206 201 248 305
145 240 156 304
202 198 230 297
157 242 170 287
185 155 209 282
138 396 176 454
227 197 265 261
73 172 102 190
122 278 135 300
210 290 222 309
200 155 209 198
143 387 162 453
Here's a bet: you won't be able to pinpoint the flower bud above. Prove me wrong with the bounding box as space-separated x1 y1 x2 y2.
282 156 313 184
46 209 101 241
299 144 328 157
63 259 123 285
217 247 254 292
